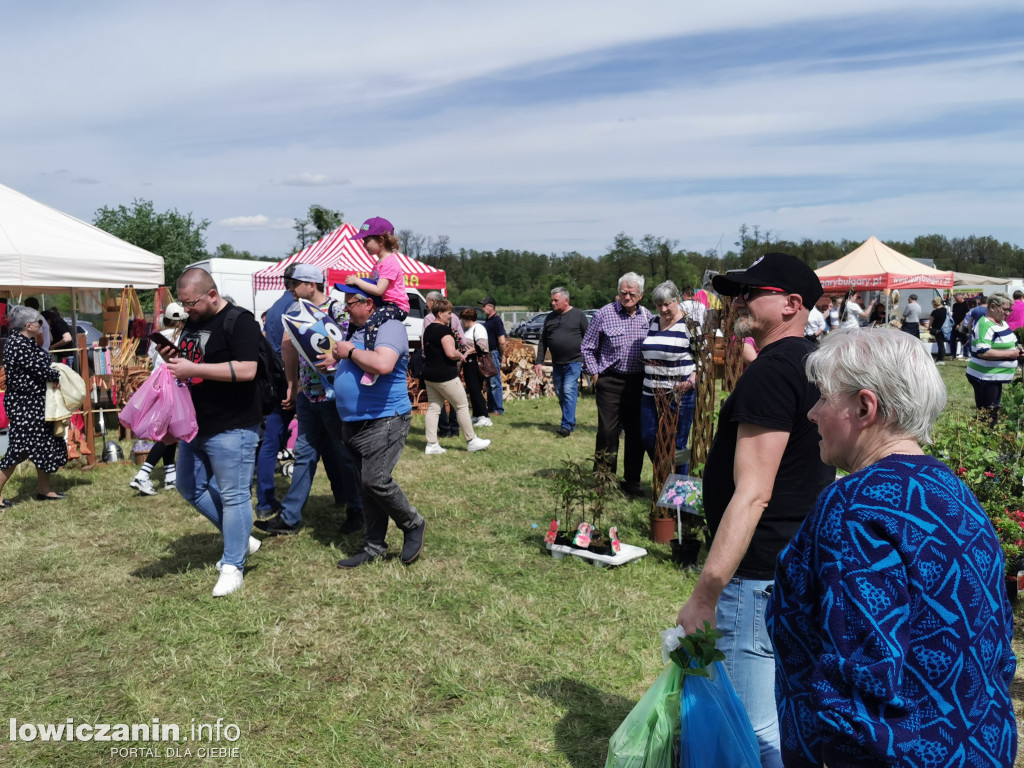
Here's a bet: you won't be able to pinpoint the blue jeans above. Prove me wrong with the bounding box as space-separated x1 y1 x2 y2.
255 404 289 511
177 426 260 570
550 361 581 432
280 395 362 527
486 350 504 414
341 412 422 557
640 389 695 474
717 577 782 768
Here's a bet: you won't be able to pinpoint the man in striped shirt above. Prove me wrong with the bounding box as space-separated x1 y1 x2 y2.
581 272 652 497
966 293 1021 424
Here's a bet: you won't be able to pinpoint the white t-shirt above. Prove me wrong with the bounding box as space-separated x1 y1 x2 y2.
679 299 706 330
148 328 182 369
804 307 827 337
464 322 489 354
841 301 864 330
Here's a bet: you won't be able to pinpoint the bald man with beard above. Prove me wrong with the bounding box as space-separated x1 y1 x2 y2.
165 267 263 597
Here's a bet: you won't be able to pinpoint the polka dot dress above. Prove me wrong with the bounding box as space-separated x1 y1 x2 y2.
0 333 67 474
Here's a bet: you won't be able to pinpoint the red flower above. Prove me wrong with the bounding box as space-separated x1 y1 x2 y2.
984 471 996 478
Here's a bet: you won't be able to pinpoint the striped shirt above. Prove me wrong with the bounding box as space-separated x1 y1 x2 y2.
581 301 653 375
967 316 1017 382
641 317 695 396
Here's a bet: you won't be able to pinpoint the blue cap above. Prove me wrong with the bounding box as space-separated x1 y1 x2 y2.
334 282 383 306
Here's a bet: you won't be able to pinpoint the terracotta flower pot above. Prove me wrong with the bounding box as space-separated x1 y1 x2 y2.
649 515 675 544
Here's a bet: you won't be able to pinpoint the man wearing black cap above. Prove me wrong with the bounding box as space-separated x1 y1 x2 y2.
675 253 833 767
480 297 506 415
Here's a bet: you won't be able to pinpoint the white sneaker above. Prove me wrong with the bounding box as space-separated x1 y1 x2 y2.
473 416 493 427
212 564 243 597
466 437 491 452
216 537 261 572
425 443 447 455
129 476 157 496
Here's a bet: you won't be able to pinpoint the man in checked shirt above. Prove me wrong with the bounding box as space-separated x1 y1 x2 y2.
581 272 652 497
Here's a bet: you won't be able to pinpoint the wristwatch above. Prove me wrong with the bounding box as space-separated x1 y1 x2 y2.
347 348 356 360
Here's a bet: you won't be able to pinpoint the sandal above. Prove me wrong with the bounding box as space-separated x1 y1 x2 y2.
0 498 15 509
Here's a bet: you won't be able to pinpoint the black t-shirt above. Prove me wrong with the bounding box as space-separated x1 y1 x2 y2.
49 315 73 346
930 307 947 331
537 307 588 364
483 314 506 350
951 301 970 325
422 323 459 383
177 305 262 435
702 336 834 578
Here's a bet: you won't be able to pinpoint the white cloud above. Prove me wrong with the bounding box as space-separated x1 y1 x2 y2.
275 173 349 187
219 215 270 229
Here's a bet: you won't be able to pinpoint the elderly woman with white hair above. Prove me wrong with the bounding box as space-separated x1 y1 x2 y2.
640 280 696 474
766 328 1016 768
0 305 69 507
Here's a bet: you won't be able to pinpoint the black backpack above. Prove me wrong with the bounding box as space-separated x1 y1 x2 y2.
222 305 287 416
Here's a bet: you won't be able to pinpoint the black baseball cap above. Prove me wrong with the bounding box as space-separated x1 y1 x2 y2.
711 252 823 308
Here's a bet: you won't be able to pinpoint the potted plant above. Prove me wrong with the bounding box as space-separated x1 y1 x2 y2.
655 474 707 568
649 381 696 544
546 453 623 556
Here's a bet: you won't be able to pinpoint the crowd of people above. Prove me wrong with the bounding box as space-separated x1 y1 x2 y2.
0 229 1019 764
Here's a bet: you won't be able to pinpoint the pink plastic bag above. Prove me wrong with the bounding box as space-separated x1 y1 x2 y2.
118 366 198 443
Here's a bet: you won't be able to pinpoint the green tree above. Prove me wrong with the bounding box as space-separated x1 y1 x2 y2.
293 204 343 251
213 243 273 261
93 198 209 284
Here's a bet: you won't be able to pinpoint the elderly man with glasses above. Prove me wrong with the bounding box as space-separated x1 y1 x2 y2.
674 253 834 768
581 271 652 497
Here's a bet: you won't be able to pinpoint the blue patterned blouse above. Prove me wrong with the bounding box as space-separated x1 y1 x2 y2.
766 454 1017 768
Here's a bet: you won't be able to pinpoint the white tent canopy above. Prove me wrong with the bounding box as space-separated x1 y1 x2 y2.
952 271 1016 287
0 182 164 293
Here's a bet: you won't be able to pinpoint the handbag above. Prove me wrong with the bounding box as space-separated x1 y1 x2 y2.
0 392 8 430
475 339 499 378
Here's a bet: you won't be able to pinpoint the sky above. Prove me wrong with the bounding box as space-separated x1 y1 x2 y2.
2 0 1022 260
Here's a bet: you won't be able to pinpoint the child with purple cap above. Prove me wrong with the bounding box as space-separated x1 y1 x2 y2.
346 216 410 385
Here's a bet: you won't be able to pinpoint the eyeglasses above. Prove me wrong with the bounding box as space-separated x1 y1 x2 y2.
739 286 787 302
344 298 363 307
179 295 206 308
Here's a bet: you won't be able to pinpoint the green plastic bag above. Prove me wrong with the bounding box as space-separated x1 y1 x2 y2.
604 663 683 768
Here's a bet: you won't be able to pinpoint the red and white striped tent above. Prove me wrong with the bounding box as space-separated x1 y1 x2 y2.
252 222 446 293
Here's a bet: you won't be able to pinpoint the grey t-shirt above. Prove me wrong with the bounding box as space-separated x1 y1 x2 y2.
903 302 923 323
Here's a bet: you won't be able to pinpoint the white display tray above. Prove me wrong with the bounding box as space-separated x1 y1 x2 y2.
546 541 648 568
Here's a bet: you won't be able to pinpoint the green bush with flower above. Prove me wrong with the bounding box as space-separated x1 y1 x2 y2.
926 382 1024 577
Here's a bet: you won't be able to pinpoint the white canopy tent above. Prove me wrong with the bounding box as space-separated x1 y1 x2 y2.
0 182 164 295
952 271 1016 287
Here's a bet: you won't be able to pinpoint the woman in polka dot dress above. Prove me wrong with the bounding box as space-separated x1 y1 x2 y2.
0 305 68 507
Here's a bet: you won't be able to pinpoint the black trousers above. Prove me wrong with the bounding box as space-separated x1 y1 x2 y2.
932 330 946 361
594 371 644 485
462 358 489 418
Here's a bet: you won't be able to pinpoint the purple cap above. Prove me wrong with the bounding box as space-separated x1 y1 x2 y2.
350 217 394 241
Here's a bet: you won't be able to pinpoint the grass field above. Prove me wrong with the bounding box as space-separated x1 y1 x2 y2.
0 360 1020 767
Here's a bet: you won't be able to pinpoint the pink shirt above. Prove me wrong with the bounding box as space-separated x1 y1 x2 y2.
371 253 409 311
1006 299 1024 331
